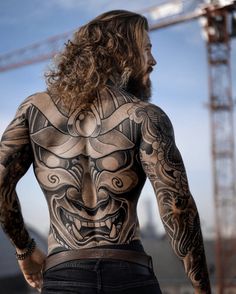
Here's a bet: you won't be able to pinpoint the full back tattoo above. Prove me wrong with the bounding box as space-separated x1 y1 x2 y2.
0 85 209 290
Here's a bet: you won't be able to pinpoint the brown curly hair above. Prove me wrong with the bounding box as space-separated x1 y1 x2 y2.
45 10 149 112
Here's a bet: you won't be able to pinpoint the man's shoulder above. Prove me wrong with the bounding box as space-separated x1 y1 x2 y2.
133 101 174 138
133 100 170 122
137 100 164 112
17 91 49 109
104 86 165 112
13 91 48 117
100 86 171 126
20 91 56 114
24 91 49 104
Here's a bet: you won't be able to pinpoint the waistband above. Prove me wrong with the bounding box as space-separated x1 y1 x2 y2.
44 248 153 272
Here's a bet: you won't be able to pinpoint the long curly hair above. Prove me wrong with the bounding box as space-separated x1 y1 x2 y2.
45 10 149 112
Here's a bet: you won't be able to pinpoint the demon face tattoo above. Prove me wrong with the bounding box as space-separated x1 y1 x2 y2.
25 88 146 251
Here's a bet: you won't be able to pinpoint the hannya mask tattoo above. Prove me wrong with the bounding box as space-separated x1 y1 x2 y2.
25 87 146 251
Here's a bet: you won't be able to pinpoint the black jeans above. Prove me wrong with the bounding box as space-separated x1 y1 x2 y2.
42 259 162 294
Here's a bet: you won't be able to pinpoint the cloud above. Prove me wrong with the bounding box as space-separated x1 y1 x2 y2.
0 15 19 26
46 0 160 14
0 1 58 28
48 0 98 9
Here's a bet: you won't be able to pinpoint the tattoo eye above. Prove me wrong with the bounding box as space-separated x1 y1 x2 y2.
95 152 127 172
66 187 81 201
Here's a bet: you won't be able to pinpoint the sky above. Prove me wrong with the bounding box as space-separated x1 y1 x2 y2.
0 0 236 239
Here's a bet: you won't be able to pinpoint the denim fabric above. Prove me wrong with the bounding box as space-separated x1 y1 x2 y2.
42 259 162 294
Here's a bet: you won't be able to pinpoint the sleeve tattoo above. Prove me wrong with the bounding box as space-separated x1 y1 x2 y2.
0 99 32 249
138 104 211 292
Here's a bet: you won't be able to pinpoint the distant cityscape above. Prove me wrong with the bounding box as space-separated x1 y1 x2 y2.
1 219 235 293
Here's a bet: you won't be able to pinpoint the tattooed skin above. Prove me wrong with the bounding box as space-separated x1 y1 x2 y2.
0 85 210 291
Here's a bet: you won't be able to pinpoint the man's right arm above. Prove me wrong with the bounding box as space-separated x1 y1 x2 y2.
0 100 32 248
0 99 46 291
138 104 211 293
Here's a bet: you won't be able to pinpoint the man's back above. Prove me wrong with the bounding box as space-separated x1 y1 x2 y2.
23 85 149 253
0 82 211 292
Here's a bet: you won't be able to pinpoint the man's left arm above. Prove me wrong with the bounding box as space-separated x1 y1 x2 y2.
137 104 211 293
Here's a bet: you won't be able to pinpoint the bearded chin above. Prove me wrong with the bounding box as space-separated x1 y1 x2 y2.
125 75 152 102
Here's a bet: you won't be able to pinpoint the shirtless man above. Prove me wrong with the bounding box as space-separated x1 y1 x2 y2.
0 10 211 294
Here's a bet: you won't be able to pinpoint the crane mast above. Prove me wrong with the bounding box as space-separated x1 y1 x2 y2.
204 6 236 293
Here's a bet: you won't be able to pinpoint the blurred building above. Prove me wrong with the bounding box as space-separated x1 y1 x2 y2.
141 228 236 294
0 226 47 294
1 221 235 293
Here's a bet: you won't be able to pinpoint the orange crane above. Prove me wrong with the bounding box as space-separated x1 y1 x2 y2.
0 1 236 292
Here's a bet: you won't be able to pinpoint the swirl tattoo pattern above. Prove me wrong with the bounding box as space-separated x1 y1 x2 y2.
0 85 210 291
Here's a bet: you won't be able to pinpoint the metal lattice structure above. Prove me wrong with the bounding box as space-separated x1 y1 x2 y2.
0 31 71 72
204 6 236 292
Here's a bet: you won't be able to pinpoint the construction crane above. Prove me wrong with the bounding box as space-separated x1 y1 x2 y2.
203 5 236 293
0 1 236 292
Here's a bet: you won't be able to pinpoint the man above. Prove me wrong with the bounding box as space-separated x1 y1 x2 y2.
0 10 211 294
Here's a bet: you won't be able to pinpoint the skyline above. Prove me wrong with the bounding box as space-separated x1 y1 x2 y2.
0 0 236 238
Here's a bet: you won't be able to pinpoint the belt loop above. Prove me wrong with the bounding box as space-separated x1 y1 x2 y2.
148 256 154 272
94 258 101 271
